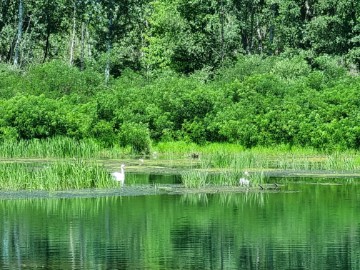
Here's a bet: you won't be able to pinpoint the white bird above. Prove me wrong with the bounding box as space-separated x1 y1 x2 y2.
111 164 125 186
239 171 250 186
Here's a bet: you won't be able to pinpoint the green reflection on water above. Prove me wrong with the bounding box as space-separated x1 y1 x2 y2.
0 182 360 269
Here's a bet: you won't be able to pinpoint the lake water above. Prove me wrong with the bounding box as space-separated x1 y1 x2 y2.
0 177 360 269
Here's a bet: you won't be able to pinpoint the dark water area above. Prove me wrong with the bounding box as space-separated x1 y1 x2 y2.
0 177 360 269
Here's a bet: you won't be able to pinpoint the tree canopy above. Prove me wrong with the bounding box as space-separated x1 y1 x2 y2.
0 1 359 152
1 0 359 73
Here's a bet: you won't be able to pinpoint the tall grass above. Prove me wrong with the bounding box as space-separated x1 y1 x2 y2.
0 159 118 190
0 137 132 158
1 139 360 190
181 170 209 188
2 138 359 172
199 146 360 172
176 145 360 188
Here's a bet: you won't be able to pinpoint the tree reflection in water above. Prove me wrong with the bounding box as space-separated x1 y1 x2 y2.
0 182 360 269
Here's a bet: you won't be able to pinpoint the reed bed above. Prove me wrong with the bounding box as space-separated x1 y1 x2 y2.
0 137 131 159
0 159 118 191
2 138 359 173
180 170 209 188
178 145 360 187
200 148 360 172
1 138 360 190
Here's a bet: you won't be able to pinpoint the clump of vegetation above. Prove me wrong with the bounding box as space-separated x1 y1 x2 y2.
0 160 117 191
119 122 152 155
181 170 209 188
1 56 359 152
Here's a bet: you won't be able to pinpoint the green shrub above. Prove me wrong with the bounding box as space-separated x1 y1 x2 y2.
22 60 103 99
91 120 116 147
119 122 151 154
271 56 311 80
0 64 21 98
2 94 62 139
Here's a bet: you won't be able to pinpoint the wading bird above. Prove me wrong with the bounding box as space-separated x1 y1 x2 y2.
111 164 125 186
239 171 250 186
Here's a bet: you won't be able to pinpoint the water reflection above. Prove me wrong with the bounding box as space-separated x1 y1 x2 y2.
126 173 182 185
0 183 360 269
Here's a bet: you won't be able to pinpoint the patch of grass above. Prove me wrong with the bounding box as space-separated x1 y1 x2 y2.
181 170 208 188
209 170 238 186
2 139 360 190
0 159 118 191
0 137 131 159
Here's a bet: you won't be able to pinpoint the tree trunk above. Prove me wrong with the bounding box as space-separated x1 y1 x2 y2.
13 0 23 66
105 40 111 83
43 27 50 63
69 1 76 65
80 22 85 70
249 4 255 54
219 0 225 64
256 19 263 53
104 17 112 84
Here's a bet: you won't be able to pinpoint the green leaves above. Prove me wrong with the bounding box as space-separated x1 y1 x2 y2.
0 94 95 140
0 53 359 151
119 122 151 154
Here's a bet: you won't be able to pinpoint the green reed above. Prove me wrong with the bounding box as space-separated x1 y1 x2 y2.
176 145 360 188
200 147 360 172
210 170 238 186
0 159 118 191
181 170 209 188
0 137 131 158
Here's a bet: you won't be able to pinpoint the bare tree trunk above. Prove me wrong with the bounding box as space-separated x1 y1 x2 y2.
305 0 311 20
13 0 23 66
104 17 112 84
256 19 263 53
69 1 76 65
219 0 225 64
105 40 111 83
22 13 33 66
43 27 50 63
80 21 85 70
87 26 91 59
249 4 255 54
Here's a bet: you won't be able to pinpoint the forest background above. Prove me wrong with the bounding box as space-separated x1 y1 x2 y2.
1 0 360 154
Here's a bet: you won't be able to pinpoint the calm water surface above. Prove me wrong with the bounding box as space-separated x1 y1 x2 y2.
1 178 360 269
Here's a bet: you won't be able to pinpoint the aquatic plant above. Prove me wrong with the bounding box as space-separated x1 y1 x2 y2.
248 171 266 185
0 159 118 191
207 170 239 186
181 170 208 188
0 137 132 159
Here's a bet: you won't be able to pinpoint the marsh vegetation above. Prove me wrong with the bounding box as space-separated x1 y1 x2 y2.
1 140 360 191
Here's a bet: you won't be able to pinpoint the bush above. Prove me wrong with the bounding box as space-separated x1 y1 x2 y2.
1 94 62 139
22 60 103 99
0 64 21 98
118 122 151 154
90 120 116 147
0 94 96 140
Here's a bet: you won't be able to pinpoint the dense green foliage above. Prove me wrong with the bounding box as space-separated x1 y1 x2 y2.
0 55 360 151
0 0 360 152
1 0 359 72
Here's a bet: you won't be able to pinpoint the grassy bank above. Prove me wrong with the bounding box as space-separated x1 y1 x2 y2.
1 139 360 190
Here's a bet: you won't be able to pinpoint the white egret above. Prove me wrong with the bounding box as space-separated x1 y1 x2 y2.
111 164 125 186
239 171 250 186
